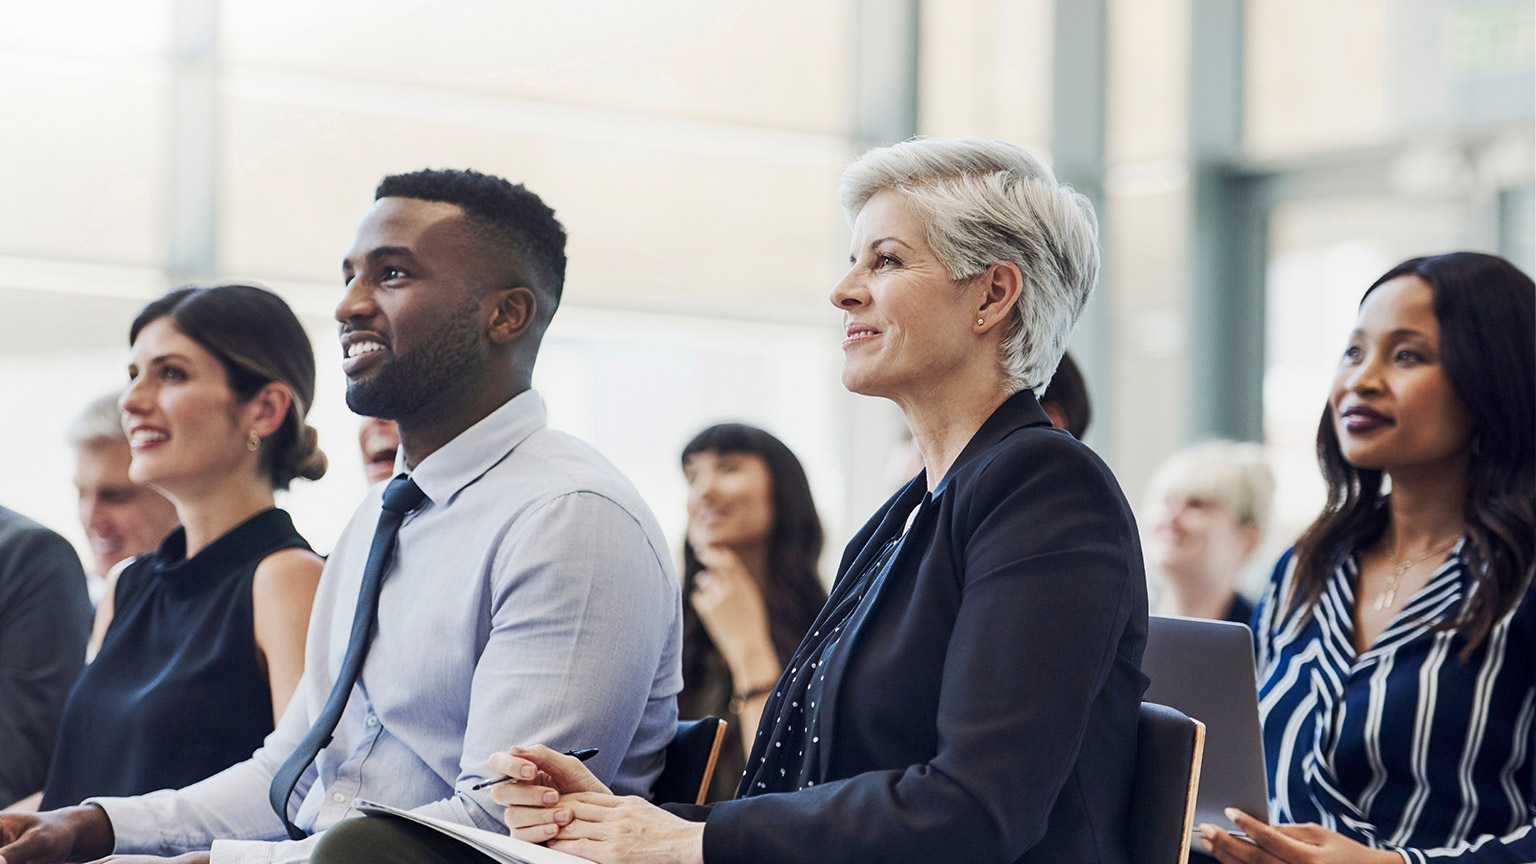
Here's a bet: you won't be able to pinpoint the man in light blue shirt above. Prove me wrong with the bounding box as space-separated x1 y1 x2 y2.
0 170 682 864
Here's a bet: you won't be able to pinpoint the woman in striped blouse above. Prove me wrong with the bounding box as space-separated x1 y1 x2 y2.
1202 252 1535 864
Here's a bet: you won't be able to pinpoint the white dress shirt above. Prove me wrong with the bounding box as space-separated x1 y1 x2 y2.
90 390 683 864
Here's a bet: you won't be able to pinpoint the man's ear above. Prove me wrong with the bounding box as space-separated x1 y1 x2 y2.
487 286 538 345
975 262 1024 332
246 382 293 439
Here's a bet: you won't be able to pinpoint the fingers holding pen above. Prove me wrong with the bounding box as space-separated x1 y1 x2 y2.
486 745 609 796
497 777 572 844
484 751 541 785
488 745 614 844
489 780 561 810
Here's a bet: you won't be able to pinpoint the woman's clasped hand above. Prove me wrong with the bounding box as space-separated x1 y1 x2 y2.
489 746 705 864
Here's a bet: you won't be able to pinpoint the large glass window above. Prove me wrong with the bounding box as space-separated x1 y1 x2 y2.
0 1 871 568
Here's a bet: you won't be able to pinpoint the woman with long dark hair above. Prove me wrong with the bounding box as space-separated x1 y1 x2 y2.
678 423 827 802
1202 252 1536 864
38 284 328 810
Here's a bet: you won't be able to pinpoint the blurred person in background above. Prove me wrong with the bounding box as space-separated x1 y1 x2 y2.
67 391 180 587
1040 350 1090 438
464 137 1146 864
1145 440 1273 626
1202 252 1536 864
0 507 90 811
67 391 182 659
358 417 400 485
679 422 827 803
38 284 327 810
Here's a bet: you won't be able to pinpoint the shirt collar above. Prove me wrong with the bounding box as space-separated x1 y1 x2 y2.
395 388 548 508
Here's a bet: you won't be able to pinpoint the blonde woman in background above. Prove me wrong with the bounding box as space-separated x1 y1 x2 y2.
1145 440 1274 626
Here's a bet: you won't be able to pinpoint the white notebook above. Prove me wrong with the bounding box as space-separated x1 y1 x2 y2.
353 799 590 864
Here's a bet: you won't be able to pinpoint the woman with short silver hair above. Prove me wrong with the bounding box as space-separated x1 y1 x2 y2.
835 136 1100 398
317 137 1149 864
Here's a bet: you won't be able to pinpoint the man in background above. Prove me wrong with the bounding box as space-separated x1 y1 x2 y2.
0 505 91 808
357 418 400 485
66 392 179 588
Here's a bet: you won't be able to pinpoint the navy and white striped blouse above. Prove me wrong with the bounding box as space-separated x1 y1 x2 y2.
1254 544 1536 863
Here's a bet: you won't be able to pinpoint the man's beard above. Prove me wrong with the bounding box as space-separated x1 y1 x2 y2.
346 305 484 420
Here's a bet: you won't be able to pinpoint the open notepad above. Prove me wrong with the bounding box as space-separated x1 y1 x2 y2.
353 799 590 864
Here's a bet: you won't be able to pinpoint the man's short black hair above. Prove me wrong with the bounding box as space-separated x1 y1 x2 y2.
375 169 568 316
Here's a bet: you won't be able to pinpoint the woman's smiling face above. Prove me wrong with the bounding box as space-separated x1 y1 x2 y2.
119 317 257 495
829 190 981 401
684 449 775 550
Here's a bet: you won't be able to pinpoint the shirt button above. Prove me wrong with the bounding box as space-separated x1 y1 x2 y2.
366 715 380 728
332 792 346 803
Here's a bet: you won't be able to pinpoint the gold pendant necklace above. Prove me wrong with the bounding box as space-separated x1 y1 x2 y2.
1372 536 1459 612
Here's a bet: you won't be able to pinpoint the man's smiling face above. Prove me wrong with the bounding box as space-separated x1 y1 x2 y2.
336 197 494 421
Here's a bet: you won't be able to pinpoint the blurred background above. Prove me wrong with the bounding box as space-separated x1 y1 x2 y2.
1 0 1531 593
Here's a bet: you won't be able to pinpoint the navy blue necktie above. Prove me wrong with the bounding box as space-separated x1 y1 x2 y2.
269 474 426 840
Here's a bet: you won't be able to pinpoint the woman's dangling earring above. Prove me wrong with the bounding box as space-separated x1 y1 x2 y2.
247 431 261 452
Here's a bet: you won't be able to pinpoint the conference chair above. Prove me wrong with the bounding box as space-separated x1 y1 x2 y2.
651 716 728 806
1127 701 1206 864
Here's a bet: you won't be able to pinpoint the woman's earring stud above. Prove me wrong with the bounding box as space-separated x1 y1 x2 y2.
248 431 261 452
977 318 984 327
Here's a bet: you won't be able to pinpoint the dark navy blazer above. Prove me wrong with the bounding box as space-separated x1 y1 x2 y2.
673 390 1149 864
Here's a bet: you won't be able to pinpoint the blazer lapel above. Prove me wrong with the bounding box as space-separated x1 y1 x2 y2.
809 388 1054 779
831 475 927 594
815 489 938 779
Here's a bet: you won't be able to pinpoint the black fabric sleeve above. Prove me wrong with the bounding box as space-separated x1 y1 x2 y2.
660 803 714 822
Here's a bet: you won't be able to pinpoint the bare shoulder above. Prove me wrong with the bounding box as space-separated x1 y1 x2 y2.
252 547 324 601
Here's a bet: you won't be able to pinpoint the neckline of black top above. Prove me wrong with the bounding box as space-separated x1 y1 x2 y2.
152 508 303 595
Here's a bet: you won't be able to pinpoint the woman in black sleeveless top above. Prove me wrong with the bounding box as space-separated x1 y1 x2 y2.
40 285 328 808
